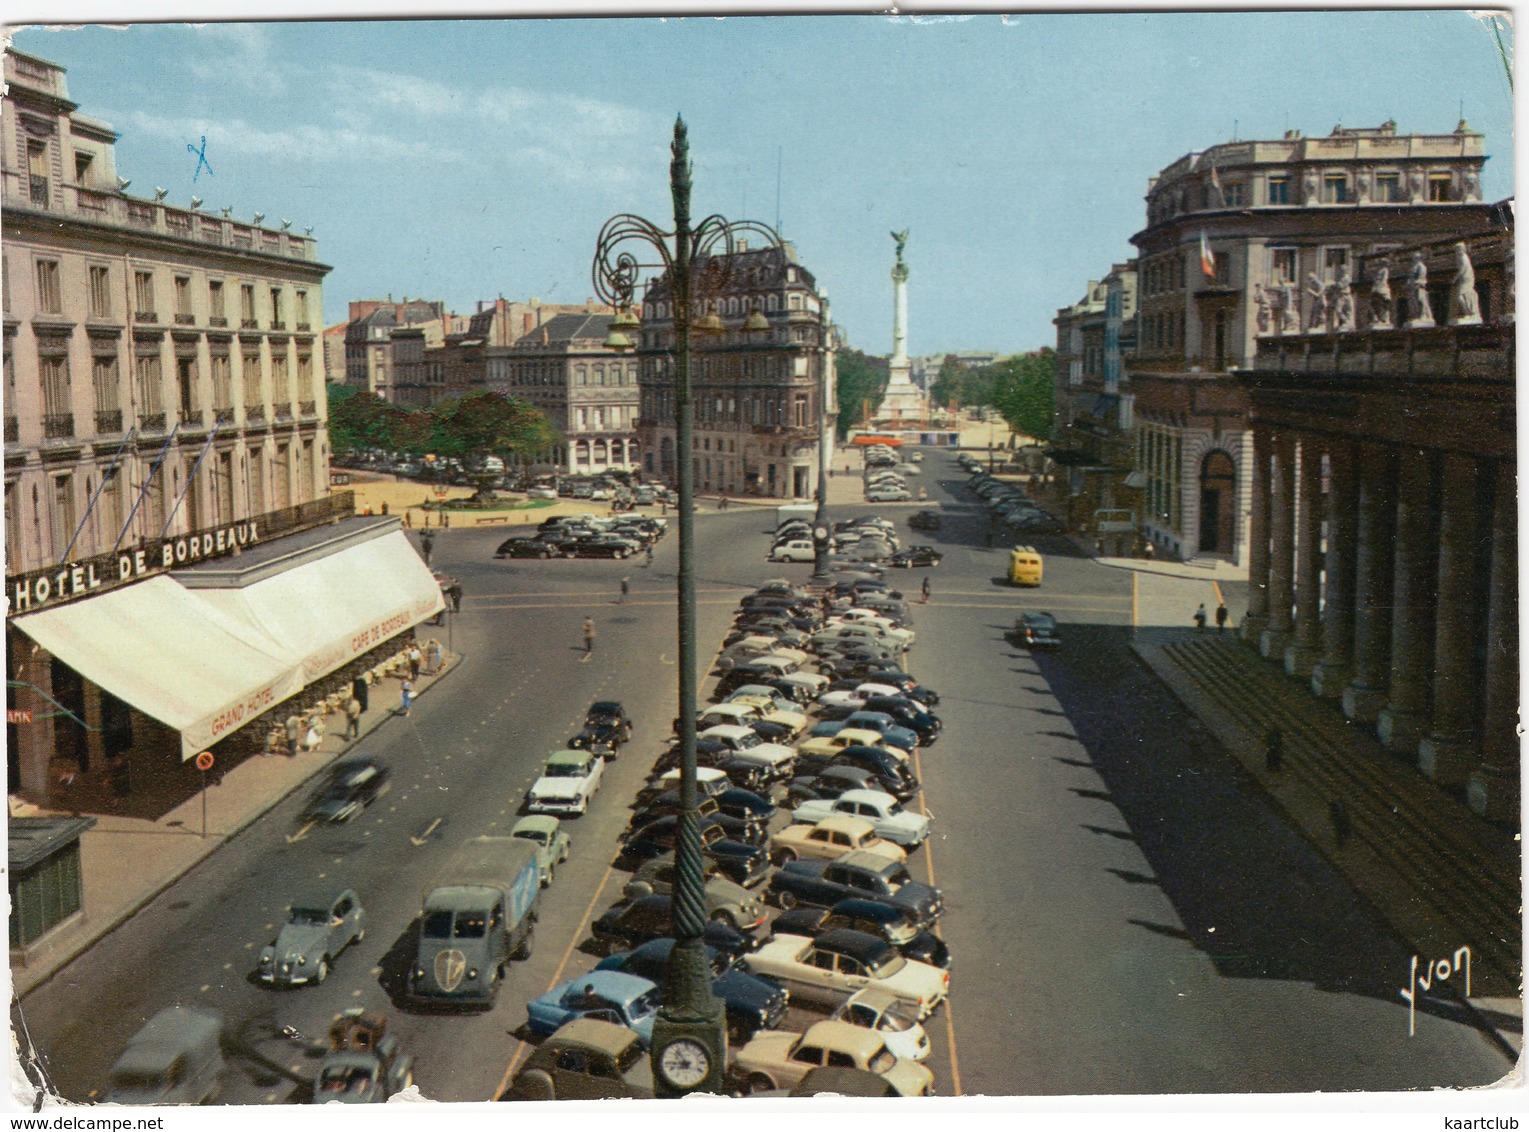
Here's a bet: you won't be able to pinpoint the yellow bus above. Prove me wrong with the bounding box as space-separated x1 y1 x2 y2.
1008 545 1043 586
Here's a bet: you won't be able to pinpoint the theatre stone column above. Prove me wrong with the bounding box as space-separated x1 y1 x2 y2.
1241 428 1271 641
1377 447 1439 753
1311 441 1358 698
1342 442 1395 722
1466 460 1519 821
1418 453 1482 783
1260 432 1295 659
1284 438 1324 676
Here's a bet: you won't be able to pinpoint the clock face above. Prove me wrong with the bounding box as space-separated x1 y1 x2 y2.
658 1038 711 1089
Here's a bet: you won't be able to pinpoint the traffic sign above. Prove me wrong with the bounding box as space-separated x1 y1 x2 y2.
195 751 215 771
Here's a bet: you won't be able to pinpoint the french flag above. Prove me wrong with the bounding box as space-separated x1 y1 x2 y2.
1199 231 1216 279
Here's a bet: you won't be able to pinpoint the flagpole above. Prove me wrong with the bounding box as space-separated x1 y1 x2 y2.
114 425 179 552
62 427 136 561
160 422 221 539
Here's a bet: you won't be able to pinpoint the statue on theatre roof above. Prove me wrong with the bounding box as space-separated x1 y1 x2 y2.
1405 251 1434 327
1450 242 1481 325
1367 265 1393 329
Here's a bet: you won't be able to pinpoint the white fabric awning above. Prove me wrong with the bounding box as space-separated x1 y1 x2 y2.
12 529 443 761
13 576 306 760
188 530 444 686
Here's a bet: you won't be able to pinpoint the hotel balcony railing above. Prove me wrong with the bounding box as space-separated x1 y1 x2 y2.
209 316 228 327
174 312 195 325
271 321 286 331
42 413 75 439
139 412 167 432
4 417 18 443
296 322 311 332
241 318 259 330
134 310 159 324
179 409 205 428
95 409 124 433
244 404 266 421
274 406 294 422
213 407 236 424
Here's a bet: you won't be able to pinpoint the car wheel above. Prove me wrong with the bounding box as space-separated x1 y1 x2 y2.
775 889 798 910
748 1073 776 1095
314 957 329 984
515 1068 556 1101
539 549 551 559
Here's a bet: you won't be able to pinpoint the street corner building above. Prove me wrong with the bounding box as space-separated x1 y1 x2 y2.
2 51 443 851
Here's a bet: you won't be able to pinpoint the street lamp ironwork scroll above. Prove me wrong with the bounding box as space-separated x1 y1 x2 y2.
591 116 783 1097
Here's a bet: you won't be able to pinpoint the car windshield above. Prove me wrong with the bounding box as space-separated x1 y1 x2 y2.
514 830 548 845
734 732 760 749
422 910 455 938
867 951 908 978
291 906 333 925
868 1046 897 1073
882 1000 920 1030
883 866 913 890
545 762 587 778
454 911 487 939
630 989 662 1019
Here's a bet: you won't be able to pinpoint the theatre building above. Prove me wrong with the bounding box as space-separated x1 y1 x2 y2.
1240 213 1515 821
4 50 443 814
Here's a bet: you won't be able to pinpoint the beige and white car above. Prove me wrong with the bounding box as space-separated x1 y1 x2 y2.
729 1019 933 1096
796 727 904 763
699 700 806 739
742 929 949 1019
769 814 906 866
725 688 809 735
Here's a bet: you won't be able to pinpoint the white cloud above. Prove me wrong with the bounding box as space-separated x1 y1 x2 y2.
125 110 456 165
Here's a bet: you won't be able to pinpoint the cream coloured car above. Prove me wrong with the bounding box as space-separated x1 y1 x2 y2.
730 1019 932 1096
795 727 905 763
769 814 906 866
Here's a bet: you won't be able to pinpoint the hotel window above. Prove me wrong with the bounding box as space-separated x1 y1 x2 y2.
1266 176 1289 205
272 354 291 406
270 287 284 328
211 354 233 413
35 259 62 314
240 284 256 327
134 271 156 319
1428 173 1453 202
1222 182 1244 207
295 290 309 329
88 265 112 318
209 280 225 323
242 352 263 403
1322 174 1348 204
92 356 121 422
40 355 70 420
51 475 76 558
1269 247 1298 285
135 354 164 415
174 276 192 321
74 151 94 186
1375 172 1402 203
298 353 314 398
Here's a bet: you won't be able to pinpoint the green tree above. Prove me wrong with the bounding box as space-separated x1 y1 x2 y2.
833 348 888 437
929 354 966 410
989 348 1056 441
326 385 410 454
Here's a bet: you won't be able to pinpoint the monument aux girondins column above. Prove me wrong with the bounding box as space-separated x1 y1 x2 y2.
875 228 928 423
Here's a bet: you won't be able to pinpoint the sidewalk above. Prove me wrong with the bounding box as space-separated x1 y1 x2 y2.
1124 564 1522 1054
9 644 463 999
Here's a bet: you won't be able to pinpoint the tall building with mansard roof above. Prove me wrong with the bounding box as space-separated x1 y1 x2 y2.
636 241 834 500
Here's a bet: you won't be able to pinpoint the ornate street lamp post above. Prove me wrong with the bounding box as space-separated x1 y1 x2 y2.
812 294 835 578
591 117 782 1097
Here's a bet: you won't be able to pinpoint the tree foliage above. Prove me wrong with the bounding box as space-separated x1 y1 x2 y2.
325 385 561 461
988 348 1056 441
833 348 888 438
929 354 967 410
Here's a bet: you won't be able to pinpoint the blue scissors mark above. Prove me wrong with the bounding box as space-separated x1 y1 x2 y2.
187 135 214 181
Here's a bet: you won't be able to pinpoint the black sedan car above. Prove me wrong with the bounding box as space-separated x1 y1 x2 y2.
569 535 638 559
888 546 943 569
627 796 765 846
769 899 951 970
1013 611 1062 648
1011 514 1066 536
590 894 757 960
495 536 560 559
906 510 942 532
619 816 770 887
638 785 775 827
596 940 788 1042
301 757 390 823
569 701 633 754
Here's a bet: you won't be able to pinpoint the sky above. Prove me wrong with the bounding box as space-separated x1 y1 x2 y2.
8 9 1515 359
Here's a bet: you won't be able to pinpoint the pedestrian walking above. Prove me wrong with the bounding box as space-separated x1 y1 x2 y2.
381 501 389 515
427 638 444 674
619 576 630 603
1193 603 1207 631
404 511 413 528
400 679 414 717
420 530 435 566
1329 799 1352 848
442 511 450 530
1215 602 1229 632
1143 541 1155 561
582 616 596 655
448 582 463 613
644 544 654 568
408 644 422 681
1265 724 1283 772
352 674 370 714
284 712 302 756
921 576 931 604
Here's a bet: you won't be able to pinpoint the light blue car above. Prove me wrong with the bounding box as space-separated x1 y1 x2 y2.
525 970 661 1045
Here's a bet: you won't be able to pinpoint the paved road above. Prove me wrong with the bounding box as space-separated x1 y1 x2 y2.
19 453 1513 1104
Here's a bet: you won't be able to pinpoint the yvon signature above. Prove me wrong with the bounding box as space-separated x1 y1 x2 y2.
1400 946 1471 1036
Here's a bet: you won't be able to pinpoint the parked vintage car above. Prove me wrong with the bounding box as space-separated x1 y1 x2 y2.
590 893 757 960
258 885 365 986
791 789 931 848
729 1019 933 1096
509 815 570 886
104 1007 226 1105
311 1010 414 1105
831 985 932 1062
888 546 943 569
768 814 907 867
620 816 770 887
525 971 661 1044
502 1019 653 1101
742 929 948 1019
597 938 789 1042
495 536 560 559
769 899 951 970
768 852 943 928
524 749 604 816
627 852 767 932
568 701 634 754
